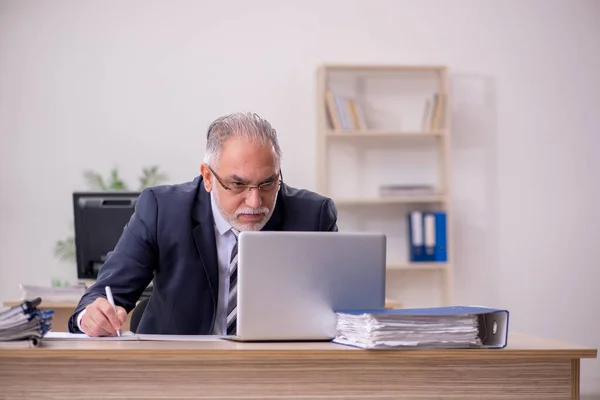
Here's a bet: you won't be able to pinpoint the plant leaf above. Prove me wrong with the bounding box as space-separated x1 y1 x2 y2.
139 165 168 190
54 236 76 261
108 168 128 190
83 170 107 190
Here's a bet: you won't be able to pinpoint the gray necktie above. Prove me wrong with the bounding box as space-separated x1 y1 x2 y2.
226 229 239 335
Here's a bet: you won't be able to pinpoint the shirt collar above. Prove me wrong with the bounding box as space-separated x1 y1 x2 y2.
210 191 233 236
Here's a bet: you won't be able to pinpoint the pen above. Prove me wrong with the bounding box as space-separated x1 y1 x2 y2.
105 286 121 337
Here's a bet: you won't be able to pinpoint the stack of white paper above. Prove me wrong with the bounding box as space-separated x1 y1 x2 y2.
334 311 482 349
20 284 86 302
0 298 52 346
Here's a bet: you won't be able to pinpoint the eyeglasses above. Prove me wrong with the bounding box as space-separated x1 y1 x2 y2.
208 165 282 195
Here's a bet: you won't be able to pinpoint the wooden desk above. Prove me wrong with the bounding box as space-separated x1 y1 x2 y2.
2 300 131 332
0 332 596 399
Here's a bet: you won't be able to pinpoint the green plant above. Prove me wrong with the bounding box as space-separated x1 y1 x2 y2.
83 168 128 190
54 226 75 262
83 166 170 191
51 279 72 287
54 166 169 264
139 166 169 190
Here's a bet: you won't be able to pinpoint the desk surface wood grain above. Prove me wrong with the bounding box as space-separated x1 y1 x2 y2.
0 332 596 400
0 332 596 360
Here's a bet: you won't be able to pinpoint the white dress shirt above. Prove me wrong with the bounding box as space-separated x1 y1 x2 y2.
209 192 238 335
78 192 237 335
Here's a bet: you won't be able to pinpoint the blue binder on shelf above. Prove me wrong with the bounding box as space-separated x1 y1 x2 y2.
424 212 436 260
334 306 510 349
433 211 447 262
409 211 448 262
407 211 425 261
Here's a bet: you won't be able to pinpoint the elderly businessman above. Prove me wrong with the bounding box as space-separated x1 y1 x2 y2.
68 112 338 337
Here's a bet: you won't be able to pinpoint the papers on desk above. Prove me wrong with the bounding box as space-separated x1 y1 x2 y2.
333 306 509 349
19 284 86 303
136 334 224 341
0 298 52 347
43 332 224 342
44 331 138 341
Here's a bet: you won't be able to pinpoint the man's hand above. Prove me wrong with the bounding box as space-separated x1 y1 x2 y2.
80 297 127 337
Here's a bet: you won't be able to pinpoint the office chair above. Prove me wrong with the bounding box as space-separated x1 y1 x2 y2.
130 297 150 333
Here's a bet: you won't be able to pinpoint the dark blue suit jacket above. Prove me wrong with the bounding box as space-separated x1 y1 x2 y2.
68 176 338 334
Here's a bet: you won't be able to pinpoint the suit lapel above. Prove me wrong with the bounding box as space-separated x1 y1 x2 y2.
192 178 219 304
261 184 285 231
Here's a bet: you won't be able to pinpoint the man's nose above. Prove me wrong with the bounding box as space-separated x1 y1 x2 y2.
244 188 262 209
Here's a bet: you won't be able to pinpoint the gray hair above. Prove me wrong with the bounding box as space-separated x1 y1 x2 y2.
204 112 282 168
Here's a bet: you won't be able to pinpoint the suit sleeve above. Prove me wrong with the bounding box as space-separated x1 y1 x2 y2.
319 198 338 232
67 188 159 332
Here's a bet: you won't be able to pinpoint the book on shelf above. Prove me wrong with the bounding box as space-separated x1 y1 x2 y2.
379 184 436 197
408 210 447 262
333 306 509 350
421 92 446 131
325 90 368 131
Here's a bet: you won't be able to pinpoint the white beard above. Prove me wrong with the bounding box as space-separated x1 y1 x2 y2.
213 189 278 232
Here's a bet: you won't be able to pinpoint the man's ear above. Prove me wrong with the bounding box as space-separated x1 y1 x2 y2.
200 164 213 192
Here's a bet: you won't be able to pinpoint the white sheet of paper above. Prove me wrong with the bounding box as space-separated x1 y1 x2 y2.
137 334 224 342
44 332 224 342
44 331 137 340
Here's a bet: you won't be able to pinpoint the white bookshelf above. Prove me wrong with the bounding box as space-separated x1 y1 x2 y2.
316 64 454 308
387 263 447 271
326 130 447 138
333 195 446 206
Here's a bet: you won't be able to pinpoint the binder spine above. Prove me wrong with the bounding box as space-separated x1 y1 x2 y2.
434 211 447 262
424 213 436 261
408 211 425 262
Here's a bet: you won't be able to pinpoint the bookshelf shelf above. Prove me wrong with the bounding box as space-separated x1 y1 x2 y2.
387 263 447 271
326 130 446 138
322 64 447 73
333 195 446 206
316 64 454 308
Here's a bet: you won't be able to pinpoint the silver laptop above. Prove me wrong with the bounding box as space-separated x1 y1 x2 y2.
229 231 386 341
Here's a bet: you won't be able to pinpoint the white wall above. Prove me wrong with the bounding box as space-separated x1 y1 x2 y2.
1 0 598 394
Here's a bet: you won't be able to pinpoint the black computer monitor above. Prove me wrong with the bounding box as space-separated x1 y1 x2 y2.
73 191 140 280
